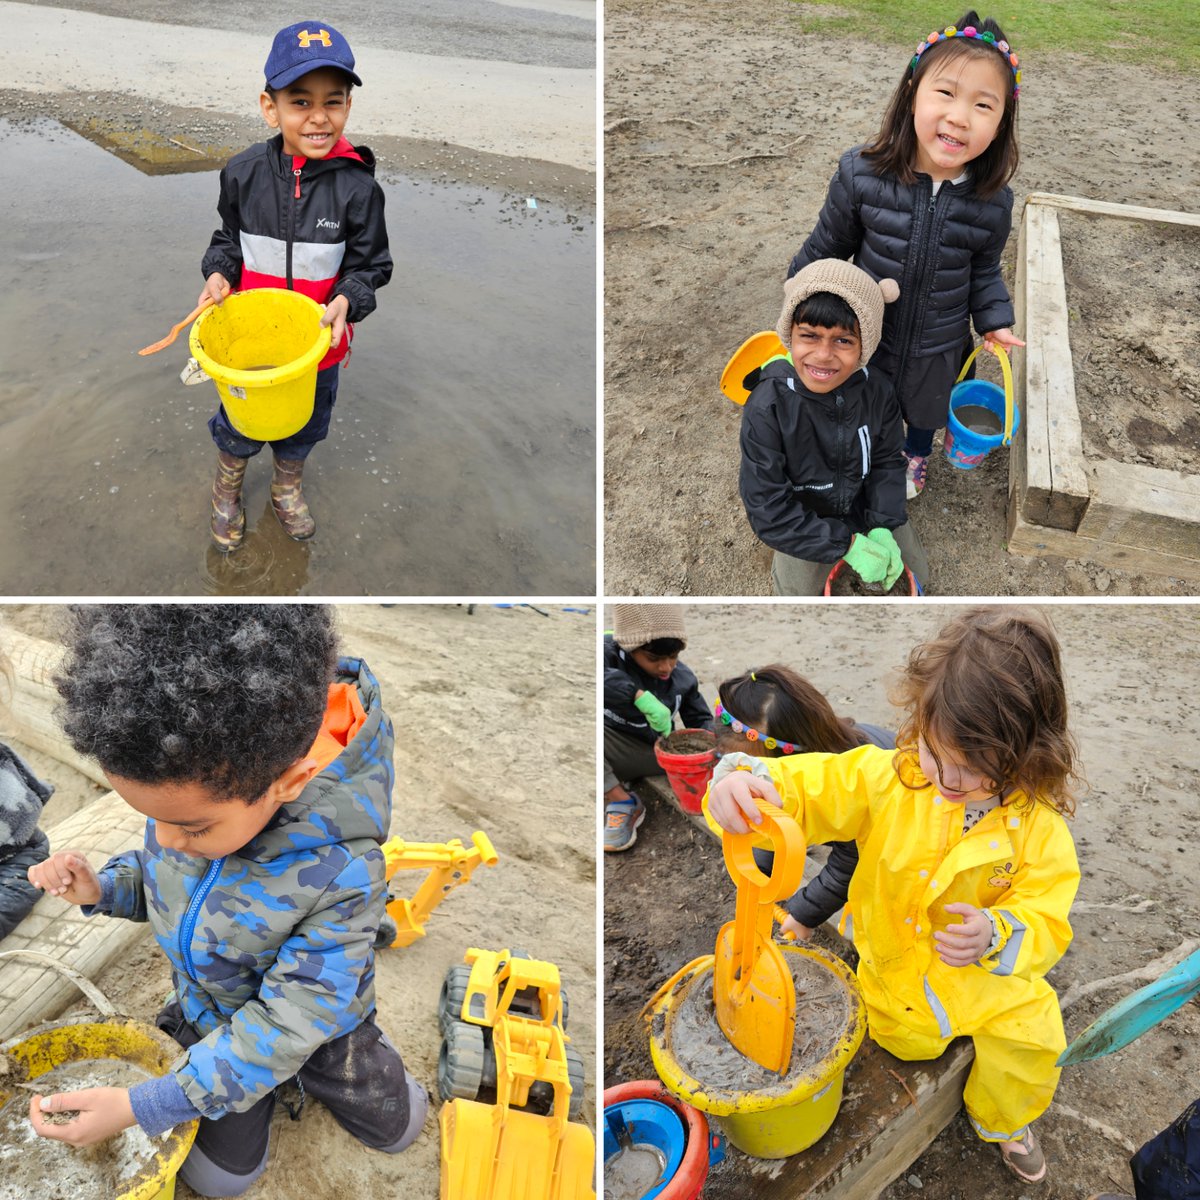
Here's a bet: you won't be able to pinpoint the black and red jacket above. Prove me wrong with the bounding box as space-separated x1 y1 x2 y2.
201 134 392 369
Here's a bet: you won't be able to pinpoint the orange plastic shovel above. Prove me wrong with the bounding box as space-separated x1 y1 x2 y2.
719 330 787 404
713 797 806 1072
138 286 230 356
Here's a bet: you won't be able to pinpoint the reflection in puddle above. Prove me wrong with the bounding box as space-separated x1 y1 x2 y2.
0 117 596 595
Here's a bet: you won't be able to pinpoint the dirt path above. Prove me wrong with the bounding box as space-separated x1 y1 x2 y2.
603 0 1200 596
1 603 597 1200
603 603 1200 1200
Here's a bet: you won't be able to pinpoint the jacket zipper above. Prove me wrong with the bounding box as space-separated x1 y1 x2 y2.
286 165 302 288
892 183 940 396
179 856 225 980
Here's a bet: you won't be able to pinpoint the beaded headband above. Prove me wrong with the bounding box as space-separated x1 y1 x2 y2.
912 25 1022 98
714 701 798 755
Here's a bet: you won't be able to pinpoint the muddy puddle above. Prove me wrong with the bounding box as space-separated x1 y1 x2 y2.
0 117 595 595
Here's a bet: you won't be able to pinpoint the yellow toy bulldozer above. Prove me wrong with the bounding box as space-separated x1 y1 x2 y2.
437 947 595 1200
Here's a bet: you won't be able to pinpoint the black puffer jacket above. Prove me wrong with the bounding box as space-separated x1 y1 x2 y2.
739 357 906 563
788 146 1014 373
603 636 713 747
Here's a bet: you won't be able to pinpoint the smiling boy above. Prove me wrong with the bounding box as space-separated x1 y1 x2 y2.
200 22 392 552
738 258 930 595
26 605 425 1197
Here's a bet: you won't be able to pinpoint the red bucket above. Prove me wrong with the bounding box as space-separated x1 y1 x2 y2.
823 559 922 597
654 729 717 815
603 1080 724 1200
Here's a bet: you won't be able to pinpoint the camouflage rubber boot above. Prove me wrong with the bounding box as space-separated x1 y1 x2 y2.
210 451 249 553
270 457 316 540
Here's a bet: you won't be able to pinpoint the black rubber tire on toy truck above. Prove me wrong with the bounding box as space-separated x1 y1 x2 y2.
438 963 474 1037
565 1041 585 1120
438 1020 486 1102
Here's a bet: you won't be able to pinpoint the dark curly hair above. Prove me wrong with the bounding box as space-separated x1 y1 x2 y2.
54 605 339 802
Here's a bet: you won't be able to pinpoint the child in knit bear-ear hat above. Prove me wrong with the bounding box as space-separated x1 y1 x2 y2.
738 258 930 596
603 604 713 852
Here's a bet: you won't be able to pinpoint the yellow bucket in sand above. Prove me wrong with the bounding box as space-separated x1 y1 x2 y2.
649 945 865 1159
0 950 197 1200
189 288 332 441
0 1015 199 1200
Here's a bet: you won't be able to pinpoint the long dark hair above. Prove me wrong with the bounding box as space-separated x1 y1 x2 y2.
862 11 1020 200
890 608 1080 816
716 664 867 758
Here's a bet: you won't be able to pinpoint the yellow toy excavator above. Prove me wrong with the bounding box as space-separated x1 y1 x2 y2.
381 832 498 949
437 947 595 1200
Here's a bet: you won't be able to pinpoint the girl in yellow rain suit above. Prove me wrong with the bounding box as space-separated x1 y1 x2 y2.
705 608 1080 1186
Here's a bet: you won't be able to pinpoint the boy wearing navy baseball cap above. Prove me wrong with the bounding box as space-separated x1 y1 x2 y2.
199 20 392 553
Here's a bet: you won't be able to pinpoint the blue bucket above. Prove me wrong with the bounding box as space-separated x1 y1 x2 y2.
604 1098 687 1200
943 343 1019 470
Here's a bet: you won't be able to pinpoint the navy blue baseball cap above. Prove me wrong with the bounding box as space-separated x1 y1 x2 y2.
265 21 363 90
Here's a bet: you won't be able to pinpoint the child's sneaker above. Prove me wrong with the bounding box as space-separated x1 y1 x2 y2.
904 452 929 499
999 1127 1046 1184
604 794 646 853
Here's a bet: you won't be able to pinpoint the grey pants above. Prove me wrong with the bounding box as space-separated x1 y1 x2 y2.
603 725 662 793
771 521 931 597
157 1003 425 1197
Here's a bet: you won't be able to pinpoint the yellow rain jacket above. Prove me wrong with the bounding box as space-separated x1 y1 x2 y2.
704 745 1080 1138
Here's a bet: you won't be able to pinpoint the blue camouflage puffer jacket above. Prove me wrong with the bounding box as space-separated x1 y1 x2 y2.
92 656 392 1122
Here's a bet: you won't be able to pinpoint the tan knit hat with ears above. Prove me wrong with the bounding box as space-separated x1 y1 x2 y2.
612 604 688 651
776 260 901 368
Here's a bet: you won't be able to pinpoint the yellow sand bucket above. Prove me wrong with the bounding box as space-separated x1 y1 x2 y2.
189 288 332 441
648 945 865 1159
0 951 197 1199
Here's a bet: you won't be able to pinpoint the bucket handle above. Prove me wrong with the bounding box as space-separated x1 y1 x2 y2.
956 341 1014 445
0 949 117 1016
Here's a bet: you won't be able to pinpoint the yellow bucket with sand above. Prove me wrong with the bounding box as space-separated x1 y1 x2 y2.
649 945 865 1159
0 951 197 1200
189 288 332 441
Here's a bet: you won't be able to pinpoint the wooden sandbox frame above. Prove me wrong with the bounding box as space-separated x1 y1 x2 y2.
1009 192 1200 580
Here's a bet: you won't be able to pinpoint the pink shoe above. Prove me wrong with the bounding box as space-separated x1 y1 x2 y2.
904 452 929 499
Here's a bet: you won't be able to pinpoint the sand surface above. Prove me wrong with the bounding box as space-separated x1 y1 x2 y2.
604 602 1200 1200
603 0 1200 596
1 602 597 1200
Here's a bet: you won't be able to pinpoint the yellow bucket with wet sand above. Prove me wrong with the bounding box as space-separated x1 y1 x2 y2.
189 288 332 441
649 945 865 1159
0 1015 198 1200
0 950 197 1200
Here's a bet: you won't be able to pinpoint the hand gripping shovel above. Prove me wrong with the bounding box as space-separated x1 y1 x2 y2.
1057 945 1200 1067
713 798 806 1072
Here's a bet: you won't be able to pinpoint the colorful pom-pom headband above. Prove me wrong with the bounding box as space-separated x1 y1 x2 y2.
714 702 798 755
912 25 1022 97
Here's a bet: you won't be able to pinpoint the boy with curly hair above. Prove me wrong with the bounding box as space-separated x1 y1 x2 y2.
26 605 426 1197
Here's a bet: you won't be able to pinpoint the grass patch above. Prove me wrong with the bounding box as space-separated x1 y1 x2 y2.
788 1 1200 73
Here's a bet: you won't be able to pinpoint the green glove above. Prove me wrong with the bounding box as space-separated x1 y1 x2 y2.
634 690 674 737
842 533 890 585
867 527 904 590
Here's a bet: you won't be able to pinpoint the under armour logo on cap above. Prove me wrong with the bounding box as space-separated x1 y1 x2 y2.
265 20 363 90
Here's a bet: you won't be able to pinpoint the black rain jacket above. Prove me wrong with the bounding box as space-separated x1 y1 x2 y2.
603 636 713 746
739 357 906 563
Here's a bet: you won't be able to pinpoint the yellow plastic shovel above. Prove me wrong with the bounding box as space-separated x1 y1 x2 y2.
713 799 806 1072
719 331 787 404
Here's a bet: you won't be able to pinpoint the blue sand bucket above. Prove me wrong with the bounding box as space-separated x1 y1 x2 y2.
604 1098 687 1200
943 342 1019 469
